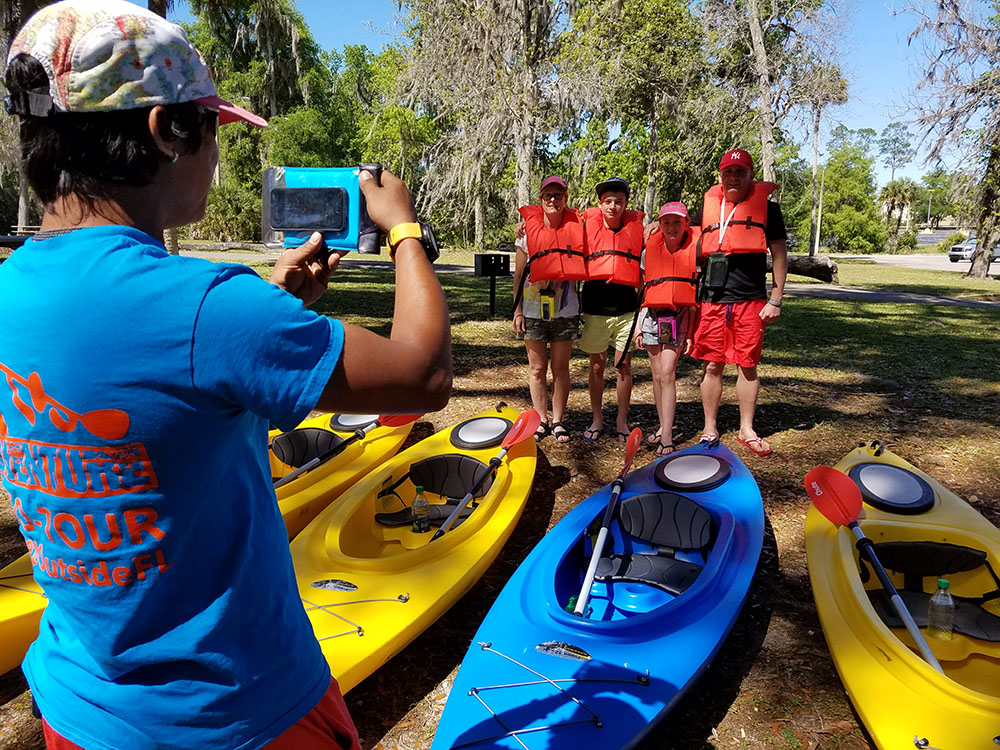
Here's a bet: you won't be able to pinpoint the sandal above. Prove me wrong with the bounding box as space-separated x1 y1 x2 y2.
616 430 630 443
582 427 602 442
698 433 719 443
736 435 773 456
552 422 571 444
534 422 551 442
645 429 662 446
655 442 677 457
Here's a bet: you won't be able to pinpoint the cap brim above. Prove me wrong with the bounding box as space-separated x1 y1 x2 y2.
197 95 268 128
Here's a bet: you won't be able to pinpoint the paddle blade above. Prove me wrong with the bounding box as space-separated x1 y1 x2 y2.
621 427 642 476
378 413 423 427
502 409 541 447
804 466 863 527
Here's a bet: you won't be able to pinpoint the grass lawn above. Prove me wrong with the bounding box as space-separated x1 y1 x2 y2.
1 260 998 749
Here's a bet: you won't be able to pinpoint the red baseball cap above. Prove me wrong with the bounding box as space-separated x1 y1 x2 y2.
539 175 568 193
718 149 753 171
657 201 688 220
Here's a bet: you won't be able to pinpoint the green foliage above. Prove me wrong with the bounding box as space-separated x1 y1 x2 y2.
774 140 811 249
937 231 967 253
877 122 914 180
193 180 261 242
813 127 887 253
896 229 918 253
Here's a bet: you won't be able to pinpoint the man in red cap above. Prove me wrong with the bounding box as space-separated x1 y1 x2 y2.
688 149 787 456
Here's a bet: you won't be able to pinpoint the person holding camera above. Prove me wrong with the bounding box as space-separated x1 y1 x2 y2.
512 176 585 443
0 2 450 749
689 149 786 456
633 202 699 456
578 177 643 443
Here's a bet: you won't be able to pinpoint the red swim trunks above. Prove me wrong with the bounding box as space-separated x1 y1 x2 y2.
690 299 768 368
42 678 361 750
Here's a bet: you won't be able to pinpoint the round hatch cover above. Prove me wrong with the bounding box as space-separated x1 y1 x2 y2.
328 413 379 432
654 453 730 492
847 462 934 515
450 416 513 449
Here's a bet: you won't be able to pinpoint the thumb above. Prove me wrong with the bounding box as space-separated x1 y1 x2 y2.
285 232 325 260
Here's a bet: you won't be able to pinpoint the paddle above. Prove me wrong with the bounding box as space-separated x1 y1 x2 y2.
804 465 944 673
429 409 541 541
273 413 422 489
571 427 643 616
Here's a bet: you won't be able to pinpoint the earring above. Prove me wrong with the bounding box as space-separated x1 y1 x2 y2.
169 151 178 163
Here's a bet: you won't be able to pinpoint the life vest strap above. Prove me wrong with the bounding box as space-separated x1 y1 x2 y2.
531 246 585 261
643 274 698 290
586 249 641 262
701 220 766 235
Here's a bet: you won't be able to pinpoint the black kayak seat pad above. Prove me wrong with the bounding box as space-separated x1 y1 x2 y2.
595 492 715 596
375 501 475 529
408 454 494 499
271 427 345 469
867 588 1000 643
868 540 1000 601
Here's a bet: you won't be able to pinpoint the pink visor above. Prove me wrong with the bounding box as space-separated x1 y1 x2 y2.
198 96 269 129
657 201 688 220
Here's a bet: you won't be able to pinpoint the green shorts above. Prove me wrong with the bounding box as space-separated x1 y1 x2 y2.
578 312 635 354
516 315 580 342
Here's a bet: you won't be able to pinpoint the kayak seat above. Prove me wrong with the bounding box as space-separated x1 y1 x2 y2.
595 492 714 596
271 428 345 468
408 455 494 500
374 501 475 529
869 541 999 597
374 455 493 528
867 588 1000 643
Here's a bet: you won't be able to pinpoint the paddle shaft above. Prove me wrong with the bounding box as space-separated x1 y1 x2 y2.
573 477 624 615
273 423 374 489
849 522 944 673
430 452 505 541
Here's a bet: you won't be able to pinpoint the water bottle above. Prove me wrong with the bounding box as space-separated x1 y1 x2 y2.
411 486 430 533
927 578 954 641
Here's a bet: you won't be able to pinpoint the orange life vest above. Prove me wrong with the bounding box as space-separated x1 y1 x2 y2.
698 181 777 255
518 205 587 282
582 207 644 287
642 227 700 309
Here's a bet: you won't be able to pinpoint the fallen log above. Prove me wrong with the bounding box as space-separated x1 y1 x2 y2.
768 253 839 284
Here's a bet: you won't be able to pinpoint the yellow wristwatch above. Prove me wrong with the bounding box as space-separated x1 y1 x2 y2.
387 221 439 263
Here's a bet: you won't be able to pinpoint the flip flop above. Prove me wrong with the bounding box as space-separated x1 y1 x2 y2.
552 422 571 444
654 442 677 457
582 427 602 442
736 436 773 456
645 429 662 446
616 431 630 444
699 433 719 443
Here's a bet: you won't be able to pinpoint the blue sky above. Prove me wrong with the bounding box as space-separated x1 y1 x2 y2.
149 0 941 186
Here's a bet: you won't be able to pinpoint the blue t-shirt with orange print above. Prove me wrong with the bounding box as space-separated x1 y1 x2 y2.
0 226 342 749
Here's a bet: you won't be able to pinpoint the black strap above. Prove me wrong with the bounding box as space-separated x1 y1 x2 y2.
585 249 641 263
510 246 583 316
5 90 54 117
531 246 585 261
643 273 697 290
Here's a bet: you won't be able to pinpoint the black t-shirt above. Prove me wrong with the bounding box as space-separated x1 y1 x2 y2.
691 201 787 302
581 280 639 315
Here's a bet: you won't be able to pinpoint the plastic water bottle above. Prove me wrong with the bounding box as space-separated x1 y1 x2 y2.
927 578 954 641
411 486 430 533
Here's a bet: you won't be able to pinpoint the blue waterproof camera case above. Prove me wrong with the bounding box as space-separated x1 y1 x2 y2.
261 165 383 253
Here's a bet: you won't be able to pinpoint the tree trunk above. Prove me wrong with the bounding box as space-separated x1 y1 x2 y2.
808 104 820 257
474 176 485 252
643 97 661 218
767 253 839 284
970 143 1000 278
16 166 30 231
745 0 776 182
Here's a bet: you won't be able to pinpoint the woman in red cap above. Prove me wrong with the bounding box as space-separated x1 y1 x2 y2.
634 202 700 455
512 175 586 442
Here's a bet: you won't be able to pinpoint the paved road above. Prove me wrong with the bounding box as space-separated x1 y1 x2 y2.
831 252 999 275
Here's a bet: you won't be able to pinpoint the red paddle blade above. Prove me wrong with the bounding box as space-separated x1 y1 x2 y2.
503 409 542 448
621 427 642 476
804 465 863 526
378 413 423 427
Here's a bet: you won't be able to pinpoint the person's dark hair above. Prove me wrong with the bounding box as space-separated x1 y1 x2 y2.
4 54 218 209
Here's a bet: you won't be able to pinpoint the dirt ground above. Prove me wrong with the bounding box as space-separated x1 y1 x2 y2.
1 291 999 749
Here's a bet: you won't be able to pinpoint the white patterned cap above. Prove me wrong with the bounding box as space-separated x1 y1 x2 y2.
7 0 266 127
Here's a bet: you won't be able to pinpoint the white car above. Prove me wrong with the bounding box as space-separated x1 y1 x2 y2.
948 236 998 262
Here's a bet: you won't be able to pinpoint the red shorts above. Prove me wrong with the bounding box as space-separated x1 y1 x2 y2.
42 677 361 750
690 300 767 368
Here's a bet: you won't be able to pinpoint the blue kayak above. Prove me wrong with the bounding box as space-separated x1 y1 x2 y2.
432 441 764 749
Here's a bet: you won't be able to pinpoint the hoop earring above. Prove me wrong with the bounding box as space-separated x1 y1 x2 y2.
169 151 178 164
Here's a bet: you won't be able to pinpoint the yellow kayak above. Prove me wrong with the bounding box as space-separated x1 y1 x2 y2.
270 412 414 540
290 404 537 693
0 412 411 677
806 441 1000 749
